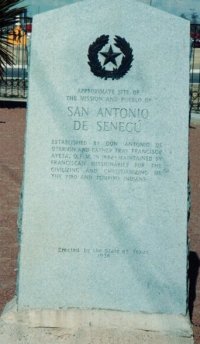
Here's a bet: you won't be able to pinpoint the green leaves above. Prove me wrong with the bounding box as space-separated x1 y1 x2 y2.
0 0 25 28
0 0 26 77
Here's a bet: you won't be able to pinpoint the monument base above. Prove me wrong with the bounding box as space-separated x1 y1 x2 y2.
0 298 194 344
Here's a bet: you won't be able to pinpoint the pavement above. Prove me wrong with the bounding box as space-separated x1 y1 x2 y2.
0 108 199 343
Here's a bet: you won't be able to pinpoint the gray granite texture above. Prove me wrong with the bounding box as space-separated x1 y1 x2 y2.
17 0 190 314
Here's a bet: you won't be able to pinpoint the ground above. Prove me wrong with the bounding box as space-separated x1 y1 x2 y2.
189 117 200 343
0 107 199 343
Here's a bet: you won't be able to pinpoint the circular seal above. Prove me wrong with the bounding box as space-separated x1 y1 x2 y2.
88 35 134 80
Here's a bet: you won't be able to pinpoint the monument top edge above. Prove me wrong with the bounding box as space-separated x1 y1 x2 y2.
32 0 190 27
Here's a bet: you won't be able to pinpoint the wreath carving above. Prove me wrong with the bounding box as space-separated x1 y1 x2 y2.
88 35 134 80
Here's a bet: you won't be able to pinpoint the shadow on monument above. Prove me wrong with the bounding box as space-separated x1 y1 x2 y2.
188 251 200 320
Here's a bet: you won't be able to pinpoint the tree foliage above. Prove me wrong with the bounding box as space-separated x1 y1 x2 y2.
0 0 26 77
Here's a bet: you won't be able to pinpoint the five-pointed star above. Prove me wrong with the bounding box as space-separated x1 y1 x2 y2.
100 45 121 66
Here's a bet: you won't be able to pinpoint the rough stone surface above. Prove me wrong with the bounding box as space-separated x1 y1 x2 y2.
17 0 190 314
0 322 194 344
1 298 193 335
0 298 194 344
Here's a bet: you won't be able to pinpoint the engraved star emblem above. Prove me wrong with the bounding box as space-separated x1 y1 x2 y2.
100 45 121 66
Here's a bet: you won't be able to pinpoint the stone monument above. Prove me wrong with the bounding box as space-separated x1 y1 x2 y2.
1 0 193 343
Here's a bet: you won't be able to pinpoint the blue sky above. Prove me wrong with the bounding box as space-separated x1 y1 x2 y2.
23 0 200 22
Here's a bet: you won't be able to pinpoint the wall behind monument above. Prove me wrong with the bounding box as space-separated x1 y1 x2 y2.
139 0 200 23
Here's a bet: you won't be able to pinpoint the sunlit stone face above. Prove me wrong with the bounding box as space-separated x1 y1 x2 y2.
18 0 189 314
